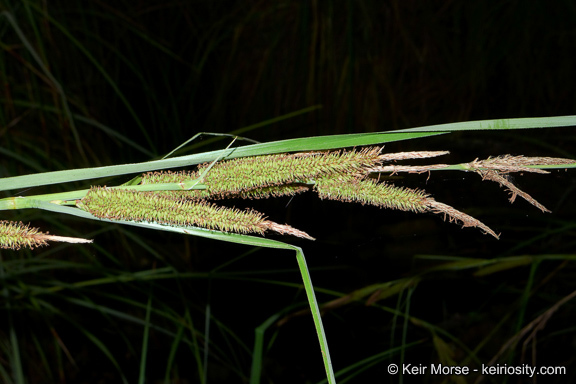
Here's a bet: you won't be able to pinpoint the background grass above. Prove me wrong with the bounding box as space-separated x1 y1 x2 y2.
1 1 576 383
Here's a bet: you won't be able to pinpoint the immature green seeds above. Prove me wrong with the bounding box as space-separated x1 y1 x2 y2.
141 147 384 200
315 174 429 213
80 187 314 240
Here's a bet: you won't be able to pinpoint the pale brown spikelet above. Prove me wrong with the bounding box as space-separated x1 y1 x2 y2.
35 235 93 245
260 221 315 240
377 150 450 162
424 199 499 239
370 164 450 174
462 155 571 212
478 170 550 212
466 155 575 174
369 151 450 174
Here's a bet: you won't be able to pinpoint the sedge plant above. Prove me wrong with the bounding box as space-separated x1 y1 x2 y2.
1 115 576 383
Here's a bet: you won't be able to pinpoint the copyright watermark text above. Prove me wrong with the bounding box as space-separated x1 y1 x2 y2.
386 363 566 377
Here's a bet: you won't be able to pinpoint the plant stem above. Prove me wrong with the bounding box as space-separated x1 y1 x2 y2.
0 181 207 211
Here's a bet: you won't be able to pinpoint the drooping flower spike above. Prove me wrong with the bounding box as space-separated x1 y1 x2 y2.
112 147 506 239
6 146 572 249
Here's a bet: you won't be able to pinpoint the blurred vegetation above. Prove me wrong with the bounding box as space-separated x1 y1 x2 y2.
1 0 576 383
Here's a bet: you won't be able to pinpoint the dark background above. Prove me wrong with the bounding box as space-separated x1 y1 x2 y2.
1 1 576 383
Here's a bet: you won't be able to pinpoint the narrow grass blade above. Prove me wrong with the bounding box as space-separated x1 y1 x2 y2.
0 131 440 191
0 251 24 384
0 11 86 161
74 325 129 384
20 4 153 151
250 312 282 384
315 341 423 384
394 115 576 132
1 99 155 157
138 293 153 384
4 115 576 192
164 322 186 383
295 247 335 384
8 313 24 384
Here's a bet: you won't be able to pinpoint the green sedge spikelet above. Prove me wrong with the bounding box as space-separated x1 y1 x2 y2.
80 187 265 233
79 187 314 239
233 184 310 200
131 148 501 238
0 220 48 250
315 175 429 213
315 175 498 238
0 221 92 250
150 184 310 201
141 147 384 199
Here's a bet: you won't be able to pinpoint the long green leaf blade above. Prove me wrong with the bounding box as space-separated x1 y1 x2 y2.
3 115 576 192
0 131 440 191
395 115 576 132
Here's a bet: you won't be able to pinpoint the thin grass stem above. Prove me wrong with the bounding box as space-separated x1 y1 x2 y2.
138 293 153 384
